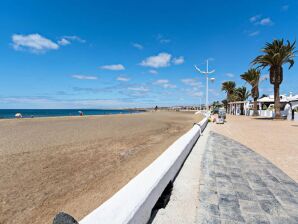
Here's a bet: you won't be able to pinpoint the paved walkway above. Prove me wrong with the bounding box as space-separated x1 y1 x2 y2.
197 132 298 224
153 125 210 224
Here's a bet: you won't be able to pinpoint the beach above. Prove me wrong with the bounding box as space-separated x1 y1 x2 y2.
0 111 203 224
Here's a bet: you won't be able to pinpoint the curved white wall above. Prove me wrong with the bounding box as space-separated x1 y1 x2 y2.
79 116 208 224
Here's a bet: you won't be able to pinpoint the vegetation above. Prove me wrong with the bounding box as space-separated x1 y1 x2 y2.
233 86 250 114
221 39 296 120
211 101 222 113
240 68 260 116
252 39 296 119
234 86 250 101
221 82 250 115
221 99 228 111
221 81 236 102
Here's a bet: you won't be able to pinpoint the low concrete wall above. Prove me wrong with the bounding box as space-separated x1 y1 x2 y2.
78 115 208 224
248 110 288 118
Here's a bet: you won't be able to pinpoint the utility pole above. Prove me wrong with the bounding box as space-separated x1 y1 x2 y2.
195 60 215 111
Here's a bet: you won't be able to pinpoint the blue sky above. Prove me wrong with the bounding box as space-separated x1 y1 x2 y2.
0 0 297 109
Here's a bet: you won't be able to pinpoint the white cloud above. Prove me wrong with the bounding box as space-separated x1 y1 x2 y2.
72 75 98 80
155 79 169 84
226 73 235 78
249 15 261 23
250 15 273 26
0 97 134 109
100 64 125 71
159 39 171 44
191 91 204 97
172 56 184 65
58 36 86 46
149 69 158 74
248 31 260 37
63 36 86 43
154 79 176 88
58 38 71 46
157 34 171 43
163 83 176 89
181 78 202 87
140 52 172 68
259 17 273 26
12 34 59 53
117 76 130 82
128 86 149 92
132 43 143 50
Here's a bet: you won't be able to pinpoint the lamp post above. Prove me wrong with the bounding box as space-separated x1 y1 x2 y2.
195 60 215 110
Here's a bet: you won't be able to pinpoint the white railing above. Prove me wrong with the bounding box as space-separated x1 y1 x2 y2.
64 115 208 224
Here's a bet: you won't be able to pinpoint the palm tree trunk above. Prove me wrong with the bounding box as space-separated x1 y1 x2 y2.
253 99 258 116
274 83 281 119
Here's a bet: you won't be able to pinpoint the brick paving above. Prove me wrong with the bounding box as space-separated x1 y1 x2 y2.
197 132 298 224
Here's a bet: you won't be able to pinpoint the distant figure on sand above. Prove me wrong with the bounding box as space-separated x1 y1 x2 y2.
78 111 84 116
154 106 158 111
15 113 22 118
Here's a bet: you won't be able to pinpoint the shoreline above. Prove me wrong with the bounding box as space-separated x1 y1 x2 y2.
0 111 203 224
0 109 147 121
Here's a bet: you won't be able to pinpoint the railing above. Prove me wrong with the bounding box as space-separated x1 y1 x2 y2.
53 114 209 224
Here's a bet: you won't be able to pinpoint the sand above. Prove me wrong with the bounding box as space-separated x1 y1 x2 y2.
212 115 298 182
0 111 203 224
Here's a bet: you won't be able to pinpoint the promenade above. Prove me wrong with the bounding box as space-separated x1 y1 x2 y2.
154 115 298 223
198 131 298 223
212 115 298 182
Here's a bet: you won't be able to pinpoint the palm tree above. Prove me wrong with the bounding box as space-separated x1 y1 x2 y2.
241 68 260 116
221 81 236 113
252 39 296 119
221 81 236 102
234 86 250 101
222 99 228 111
233 86 250 115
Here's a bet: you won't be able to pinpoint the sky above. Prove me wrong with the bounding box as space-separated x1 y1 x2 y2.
0 0 298 109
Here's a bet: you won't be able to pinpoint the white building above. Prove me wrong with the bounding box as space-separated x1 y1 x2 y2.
228 93 298 121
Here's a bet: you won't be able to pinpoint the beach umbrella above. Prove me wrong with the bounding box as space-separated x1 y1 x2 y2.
15 113 22 118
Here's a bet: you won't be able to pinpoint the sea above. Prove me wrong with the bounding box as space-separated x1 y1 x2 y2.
0 109 142 119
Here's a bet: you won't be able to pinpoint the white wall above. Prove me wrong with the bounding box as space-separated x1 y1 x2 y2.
79 115 209 224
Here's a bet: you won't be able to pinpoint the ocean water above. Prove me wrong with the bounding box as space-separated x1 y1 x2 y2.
0 109 141 119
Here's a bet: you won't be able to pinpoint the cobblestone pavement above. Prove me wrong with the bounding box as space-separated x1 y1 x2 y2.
197 132 298 224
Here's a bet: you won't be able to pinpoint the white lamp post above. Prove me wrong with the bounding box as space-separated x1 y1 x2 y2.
195 60 215 110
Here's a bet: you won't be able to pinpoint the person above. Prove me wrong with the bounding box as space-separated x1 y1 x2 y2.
154 106 158 111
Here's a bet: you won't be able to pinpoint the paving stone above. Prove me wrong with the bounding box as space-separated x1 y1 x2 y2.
196 132 298 224
242 213 270 224
201 203 220 216
221 219 245 224
200 214 221 224
258 198 285 216
238 200 262 214
268 216 297 224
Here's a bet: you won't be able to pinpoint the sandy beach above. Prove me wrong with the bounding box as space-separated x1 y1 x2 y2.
212 115 298 182
0 111 202 224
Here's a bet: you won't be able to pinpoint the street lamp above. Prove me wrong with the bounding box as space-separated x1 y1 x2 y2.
194 60 215 110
